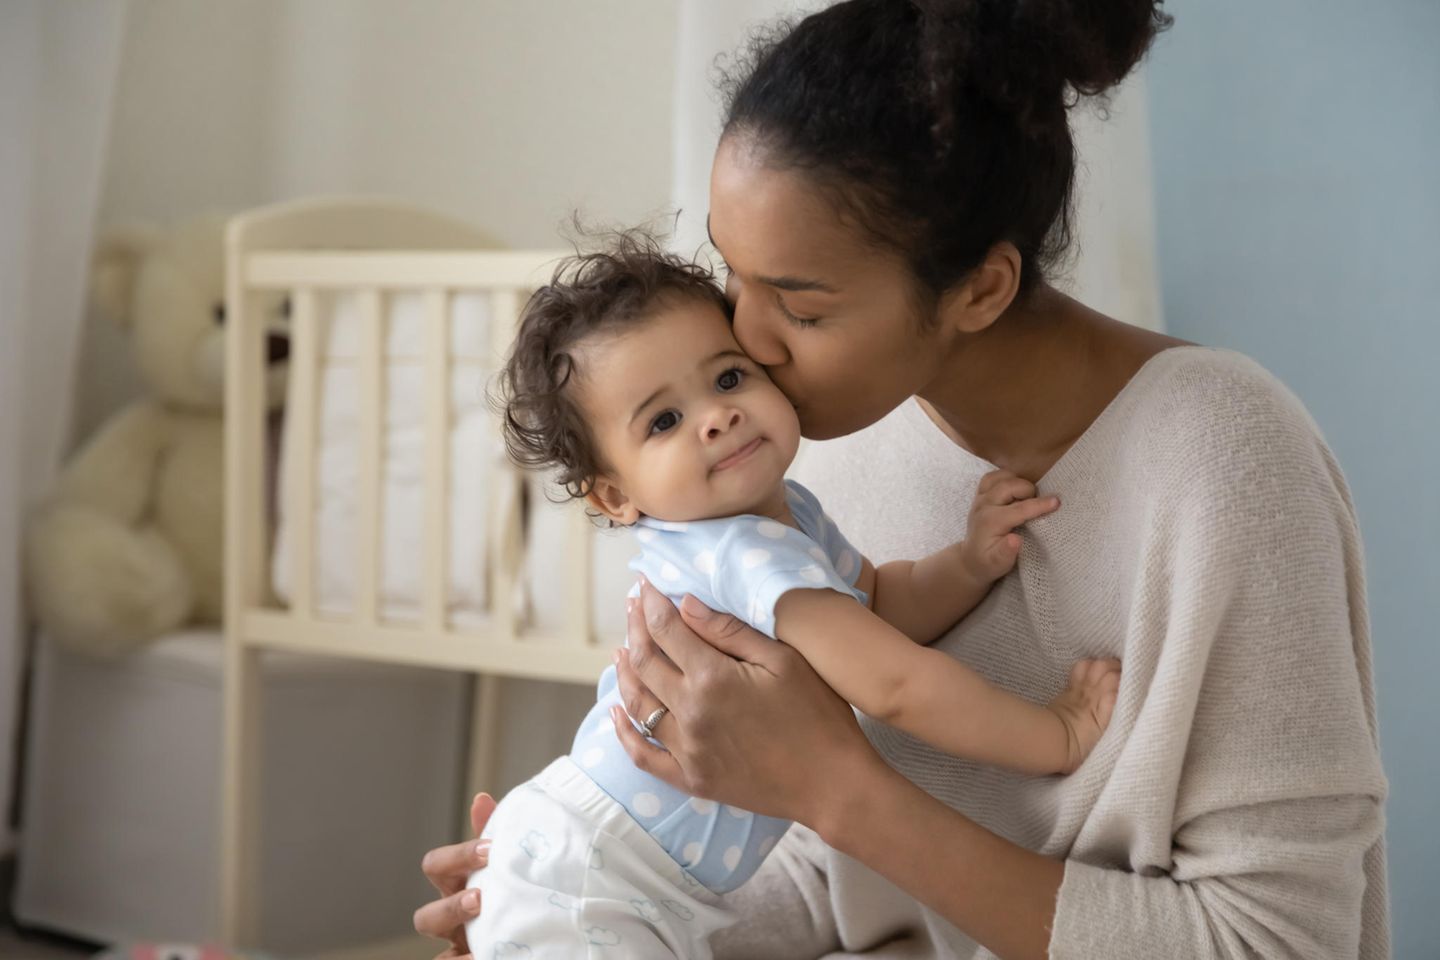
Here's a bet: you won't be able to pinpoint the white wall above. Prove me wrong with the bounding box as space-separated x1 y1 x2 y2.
99 0 676 238
81 0 677 438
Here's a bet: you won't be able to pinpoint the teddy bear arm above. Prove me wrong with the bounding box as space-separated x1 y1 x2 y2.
54 400 173 523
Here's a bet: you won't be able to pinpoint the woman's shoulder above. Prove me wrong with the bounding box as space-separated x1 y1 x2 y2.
1116 346 1349 510
1137 346 1311 421
1127 346 1329 461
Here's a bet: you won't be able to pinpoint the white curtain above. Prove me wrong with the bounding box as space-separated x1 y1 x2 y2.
0 1 127 856
671 0 1164 332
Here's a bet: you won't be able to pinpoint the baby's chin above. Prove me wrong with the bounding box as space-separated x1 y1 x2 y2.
640 470 788 524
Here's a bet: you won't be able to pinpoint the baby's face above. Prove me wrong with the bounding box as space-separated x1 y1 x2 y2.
576 295 801 524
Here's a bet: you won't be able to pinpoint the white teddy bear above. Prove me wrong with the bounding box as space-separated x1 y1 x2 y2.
25 215 288 657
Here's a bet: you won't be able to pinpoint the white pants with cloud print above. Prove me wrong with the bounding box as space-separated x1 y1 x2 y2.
465 756 733 959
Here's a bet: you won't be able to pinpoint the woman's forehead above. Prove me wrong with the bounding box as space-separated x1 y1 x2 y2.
708 141 868 280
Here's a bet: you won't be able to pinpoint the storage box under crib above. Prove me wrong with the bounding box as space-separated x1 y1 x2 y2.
13 630 467 956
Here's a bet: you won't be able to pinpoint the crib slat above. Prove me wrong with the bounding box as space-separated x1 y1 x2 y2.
288 289 319 617
422 289 450 632
487 289 522 640
220 253 266 946
565 503 594 646
357 289 384 625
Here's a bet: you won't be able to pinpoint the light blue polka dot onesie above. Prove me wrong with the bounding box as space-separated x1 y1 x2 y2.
466 480 868 958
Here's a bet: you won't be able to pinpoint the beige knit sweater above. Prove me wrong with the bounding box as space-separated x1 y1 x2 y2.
712 347 1389 959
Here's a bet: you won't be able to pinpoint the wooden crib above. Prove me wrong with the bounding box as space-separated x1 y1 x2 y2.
220 198 616 944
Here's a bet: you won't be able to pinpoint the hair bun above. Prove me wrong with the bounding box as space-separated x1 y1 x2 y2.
918 0 1172 142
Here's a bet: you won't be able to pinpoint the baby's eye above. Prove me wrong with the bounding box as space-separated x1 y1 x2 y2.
716 367 744 391
649 410 680 435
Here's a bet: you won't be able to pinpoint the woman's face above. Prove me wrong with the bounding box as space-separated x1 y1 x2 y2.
708 135 951 440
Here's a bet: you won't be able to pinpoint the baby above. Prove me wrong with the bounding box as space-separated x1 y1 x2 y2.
467 232 1120 958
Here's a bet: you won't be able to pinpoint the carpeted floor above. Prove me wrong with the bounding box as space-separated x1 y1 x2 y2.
0 925 441 960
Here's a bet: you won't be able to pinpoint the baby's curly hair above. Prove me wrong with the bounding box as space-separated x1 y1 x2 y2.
496 228 729 499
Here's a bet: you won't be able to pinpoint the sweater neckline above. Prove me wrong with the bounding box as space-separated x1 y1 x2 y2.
898 345 1211 488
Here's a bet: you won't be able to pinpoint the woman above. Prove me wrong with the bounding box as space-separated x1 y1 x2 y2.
415 1 1389 957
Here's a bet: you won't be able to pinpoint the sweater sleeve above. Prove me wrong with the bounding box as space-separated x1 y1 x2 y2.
1055 795 1384 959
1051 372 1389 960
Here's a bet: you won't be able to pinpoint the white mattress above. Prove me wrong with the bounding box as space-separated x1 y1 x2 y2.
272 291 501 622
271 289 637 638
523 475 637 647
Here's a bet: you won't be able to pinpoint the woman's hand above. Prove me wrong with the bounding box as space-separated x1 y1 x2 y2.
610 577 884 828
412 791 496 959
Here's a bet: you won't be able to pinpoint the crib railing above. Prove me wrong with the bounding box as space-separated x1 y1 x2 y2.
230 251 609 678
220 199 609 946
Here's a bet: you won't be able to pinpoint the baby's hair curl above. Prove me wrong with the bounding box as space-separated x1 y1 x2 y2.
494 226 729 500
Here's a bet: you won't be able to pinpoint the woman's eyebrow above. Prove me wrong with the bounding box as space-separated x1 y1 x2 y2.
758 274 836 293
705 215 837 294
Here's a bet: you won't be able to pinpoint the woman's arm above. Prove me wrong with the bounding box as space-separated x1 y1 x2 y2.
615 581 1386 960
810 757 1382 960
612 585 1062 959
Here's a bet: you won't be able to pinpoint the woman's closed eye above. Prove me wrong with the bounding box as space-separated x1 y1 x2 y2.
776 294 818 329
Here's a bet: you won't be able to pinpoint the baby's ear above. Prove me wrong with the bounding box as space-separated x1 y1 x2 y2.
585 475 640 526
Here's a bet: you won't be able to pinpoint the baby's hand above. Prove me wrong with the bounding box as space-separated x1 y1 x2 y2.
959 470 1060 584
1047 659 1122 774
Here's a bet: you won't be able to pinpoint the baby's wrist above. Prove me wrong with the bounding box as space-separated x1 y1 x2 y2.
953 541 990 590
1043 703 1079 775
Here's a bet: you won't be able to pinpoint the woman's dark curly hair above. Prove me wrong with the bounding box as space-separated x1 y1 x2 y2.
496 228 729 499
720 0 1172 302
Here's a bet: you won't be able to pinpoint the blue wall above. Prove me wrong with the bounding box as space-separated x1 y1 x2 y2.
1146 2 1439 955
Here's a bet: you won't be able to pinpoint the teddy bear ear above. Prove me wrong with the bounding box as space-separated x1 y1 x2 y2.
90 224 161 327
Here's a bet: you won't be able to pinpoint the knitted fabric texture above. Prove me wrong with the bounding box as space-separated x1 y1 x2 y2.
713 346 1389 959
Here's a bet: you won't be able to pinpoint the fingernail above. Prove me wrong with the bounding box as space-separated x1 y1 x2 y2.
626 597 636 614
680 593 709 618
462 890 480 912
475 841 490 858
612 649 621 664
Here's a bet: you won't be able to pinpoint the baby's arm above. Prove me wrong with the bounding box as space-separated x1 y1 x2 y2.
774 589 1118 775
859 544 986 645
857 470 1060 644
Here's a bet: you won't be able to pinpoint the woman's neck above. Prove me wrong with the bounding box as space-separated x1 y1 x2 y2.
917 285 1185 481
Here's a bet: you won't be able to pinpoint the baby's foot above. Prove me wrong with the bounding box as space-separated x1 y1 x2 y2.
1047 659 1121 774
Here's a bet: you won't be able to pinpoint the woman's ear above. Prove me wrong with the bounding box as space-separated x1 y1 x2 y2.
938 241 1022 335
585 475 641 526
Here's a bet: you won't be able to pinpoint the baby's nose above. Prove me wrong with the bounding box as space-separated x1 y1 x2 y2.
704 408 742 439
